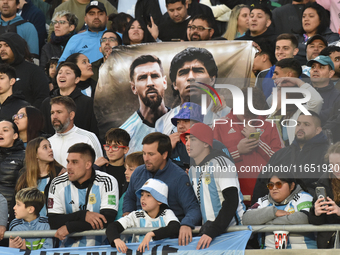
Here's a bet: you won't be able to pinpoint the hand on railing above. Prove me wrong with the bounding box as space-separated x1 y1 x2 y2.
85 211 107 229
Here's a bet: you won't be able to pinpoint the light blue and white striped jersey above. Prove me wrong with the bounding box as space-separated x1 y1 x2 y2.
252 192 317 249
37 176 50 217
48 170 119 247
120 112 155 154
118 209 178 242
188 155 245 226
155 102 231 135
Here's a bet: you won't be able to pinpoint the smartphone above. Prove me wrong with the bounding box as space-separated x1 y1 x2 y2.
315 187 327 206
249 132 260 140
146 14 152 27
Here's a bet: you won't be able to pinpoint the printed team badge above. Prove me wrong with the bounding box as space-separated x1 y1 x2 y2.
204 173 211 185
48 198 54 209
287 203 295 214
89 194 96 204
108 195 116 205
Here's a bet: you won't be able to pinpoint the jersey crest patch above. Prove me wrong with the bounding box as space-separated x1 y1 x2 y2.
48 198 54 209
89 194 96 204
108 195 116 205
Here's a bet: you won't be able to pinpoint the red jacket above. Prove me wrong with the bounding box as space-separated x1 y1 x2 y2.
213 111 284 203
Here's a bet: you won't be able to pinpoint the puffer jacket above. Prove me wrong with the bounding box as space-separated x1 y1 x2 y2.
0 139 25 213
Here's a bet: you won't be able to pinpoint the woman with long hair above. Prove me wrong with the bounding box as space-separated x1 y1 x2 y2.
224 5 250 40
295 2 339 65
15 137 64 217
309 142 340 248
243 172 316 249
122 18 157 45
13 106 45 147
65 53 96 98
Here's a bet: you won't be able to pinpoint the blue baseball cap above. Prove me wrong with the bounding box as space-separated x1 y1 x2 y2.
171 102 203 127
136 179 168 206
307 55 334 70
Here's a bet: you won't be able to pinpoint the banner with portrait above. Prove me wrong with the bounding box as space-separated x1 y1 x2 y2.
94 41 255 140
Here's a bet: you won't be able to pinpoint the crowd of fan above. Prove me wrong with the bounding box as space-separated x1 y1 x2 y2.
0 0 339 251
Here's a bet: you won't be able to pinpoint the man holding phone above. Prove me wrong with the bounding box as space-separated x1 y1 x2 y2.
213 87 284 205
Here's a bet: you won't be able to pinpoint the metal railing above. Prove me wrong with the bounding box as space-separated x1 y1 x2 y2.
4 224 340 238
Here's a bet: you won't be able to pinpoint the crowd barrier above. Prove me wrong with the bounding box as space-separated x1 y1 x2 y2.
3 224 340 248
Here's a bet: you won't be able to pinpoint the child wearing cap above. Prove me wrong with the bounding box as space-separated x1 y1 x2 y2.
180 123 245 249
106 178 180 253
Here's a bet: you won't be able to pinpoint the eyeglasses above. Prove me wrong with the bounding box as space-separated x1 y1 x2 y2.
12 113 27 120
52 20 69 25
267 181 286 190
188 25 212 32
100 37 117 43
103 144 127 151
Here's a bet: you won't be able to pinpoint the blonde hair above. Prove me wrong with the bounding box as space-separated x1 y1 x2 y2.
224 5 249 40
16 187 45 216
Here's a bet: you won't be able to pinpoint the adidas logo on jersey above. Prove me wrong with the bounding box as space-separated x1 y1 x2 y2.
82 45 88 48
228 128 236 134
69 200 75 204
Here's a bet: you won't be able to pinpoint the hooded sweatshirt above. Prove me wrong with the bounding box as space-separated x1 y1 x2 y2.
0 33 49 108
0 92 30 121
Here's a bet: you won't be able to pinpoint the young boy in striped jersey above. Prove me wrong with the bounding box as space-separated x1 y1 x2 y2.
9 187 53 250
106 178 180 253
181 123 245 250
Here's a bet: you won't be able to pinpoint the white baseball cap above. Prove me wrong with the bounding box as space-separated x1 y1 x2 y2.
136 178 169 206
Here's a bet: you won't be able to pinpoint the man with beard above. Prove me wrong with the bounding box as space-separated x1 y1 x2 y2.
120 55 169 154
59 1 109 63
252 112 329 204
155 47 230 135
48 96 102 167
187 14 214 41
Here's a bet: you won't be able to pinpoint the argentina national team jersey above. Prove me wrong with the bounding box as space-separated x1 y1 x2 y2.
189 155 245 226
120 111 155 154
118 209 179 243
48 170 119 247
37 176 50 217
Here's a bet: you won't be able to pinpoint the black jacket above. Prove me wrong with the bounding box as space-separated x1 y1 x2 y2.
314 83 340 126
0 139 25 214
272 4 304 35
40 87 99 137
252 132 329 204
0 93 30 121
0 32 50 108
323 100 340 143
40 31 74 69
235 25 277 45
309 172 340 248
295 28 340 65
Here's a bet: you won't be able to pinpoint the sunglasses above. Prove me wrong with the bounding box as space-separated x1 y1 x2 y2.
103 144 127 151
267 181 286 190
12 113 27 120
